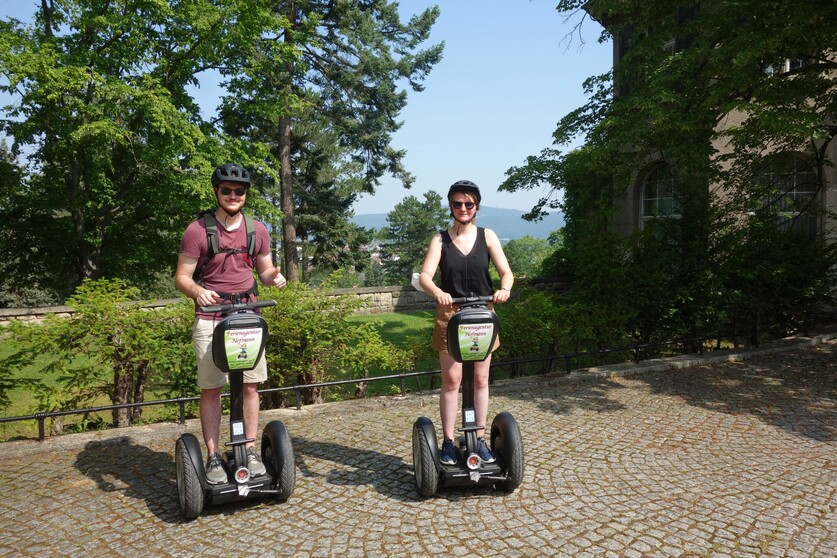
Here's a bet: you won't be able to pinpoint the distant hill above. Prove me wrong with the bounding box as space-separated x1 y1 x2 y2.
352 206 564 241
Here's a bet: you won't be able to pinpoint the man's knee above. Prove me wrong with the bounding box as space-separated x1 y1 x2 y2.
201 386 223 398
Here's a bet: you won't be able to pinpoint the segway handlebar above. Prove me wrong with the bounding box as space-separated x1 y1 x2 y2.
198 299 278 314
450 295 494 305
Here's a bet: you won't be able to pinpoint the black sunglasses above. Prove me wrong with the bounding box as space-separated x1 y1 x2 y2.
451 201 476 210
219 186 247 196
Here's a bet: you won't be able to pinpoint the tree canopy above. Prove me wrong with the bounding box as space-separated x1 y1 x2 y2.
500 0 837 346
380 191 449 285
503 0 837 217
217 1 443 280
0 0 441 303
0 0 282 301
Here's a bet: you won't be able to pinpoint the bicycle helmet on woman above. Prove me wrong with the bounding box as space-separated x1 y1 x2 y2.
447 179 481 204
211 163 251 188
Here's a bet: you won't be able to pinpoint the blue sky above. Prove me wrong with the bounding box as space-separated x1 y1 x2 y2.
353 1 612 215
0 0 612 215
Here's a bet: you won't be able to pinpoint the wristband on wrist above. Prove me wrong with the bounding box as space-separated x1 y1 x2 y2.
501 287 511 292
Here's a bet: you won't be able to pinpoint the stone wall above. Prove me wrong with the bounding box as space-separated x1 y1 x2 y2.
0 304 75 327
0 288 436 326
0 298 184 327
331 286 437 315
0 280 571 326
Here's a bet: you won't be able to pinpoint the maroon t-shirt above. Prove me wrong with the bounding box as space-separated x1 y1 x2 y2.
179 214 271 318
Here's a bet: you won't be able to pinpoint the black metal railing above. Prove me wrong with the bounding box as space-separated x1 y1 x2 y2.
0 333 758 442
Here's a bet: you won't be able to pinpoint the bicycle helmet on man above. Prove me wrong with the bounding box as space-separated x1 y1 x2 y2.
211 163 251 188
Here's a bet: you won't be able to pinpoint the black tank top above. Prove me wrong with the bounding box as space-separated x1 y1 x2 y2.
439 227 493 298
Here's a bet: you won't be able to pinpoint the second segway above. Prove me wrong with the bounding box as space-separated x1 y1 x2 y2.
412 296 524 496
175 299 295 519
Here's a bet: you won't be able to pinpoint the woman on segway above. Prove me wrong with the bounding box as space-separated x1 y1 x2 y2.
418 180 514 466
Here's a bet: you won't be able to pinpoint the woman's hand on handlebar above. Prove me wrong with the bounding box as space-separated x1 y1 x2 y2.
433 289 453 307
492 288 511 304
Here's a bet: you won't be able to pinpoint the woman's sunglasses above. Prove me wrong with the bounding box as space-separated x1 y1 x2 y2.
451 201 476 210
219 186 247 196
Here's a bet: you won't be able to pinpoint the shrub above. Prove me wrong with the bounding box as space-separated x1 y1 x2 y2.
0 279 193 431
258 282 411 405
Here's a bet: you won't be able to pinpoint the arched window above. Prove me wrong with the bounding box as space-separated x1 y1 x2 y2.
640 164 680 226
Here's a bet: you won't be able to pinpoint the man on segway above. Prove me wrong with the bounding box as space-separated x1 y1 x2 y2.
418 180 514 466
175 163 287 484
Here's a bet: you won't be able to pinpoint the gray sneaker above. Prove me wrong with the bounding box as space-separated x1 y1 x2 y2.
205 452 227 484
246 446 267 476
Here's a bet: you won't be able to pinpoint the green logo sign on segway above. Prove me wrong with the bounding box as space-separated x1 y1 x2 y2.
223 327 263 370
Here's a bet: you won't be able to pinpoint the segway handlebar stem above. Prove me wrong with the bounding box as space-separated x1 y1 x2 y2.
198 299 277 314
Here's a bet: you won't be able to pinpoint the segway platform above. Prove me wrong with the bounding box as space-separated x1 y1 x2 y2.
412 296 525 497
175 300 295 519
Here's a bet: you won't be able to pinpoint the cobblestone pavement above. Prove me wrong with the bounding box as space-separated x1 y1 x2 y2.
0 336 835 557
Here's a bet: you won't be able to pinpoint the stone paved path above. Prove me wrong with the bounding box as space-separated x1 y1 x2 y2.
0 336 835 557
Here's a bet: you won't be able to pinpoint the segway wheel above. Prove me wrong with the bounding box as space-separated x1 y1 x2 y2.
490 411 524 492
412 418 439 497
175 434 205 519
262 420 295 501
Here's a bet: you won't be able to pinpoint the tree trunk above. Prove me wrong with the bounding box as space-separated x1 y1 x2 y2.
297 369 322 405
279 114 298 280
299 234 309 283
131 363 147 423
50 411 63 436
112 364 132 428
355 375 368 399
278 7 299 282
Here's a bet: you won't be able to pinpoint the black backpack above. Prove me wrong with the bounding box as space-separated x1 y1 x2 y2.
192 210 258 299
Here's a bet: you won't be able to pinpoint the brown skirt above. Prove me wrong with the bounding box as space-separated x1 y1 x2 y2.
431 304 501 354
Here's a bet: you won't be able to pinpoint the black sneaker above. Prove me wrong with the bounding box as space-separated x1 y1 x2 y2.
440 439 457 465
246 446 267 476
477 438 496 463
205 452 227 484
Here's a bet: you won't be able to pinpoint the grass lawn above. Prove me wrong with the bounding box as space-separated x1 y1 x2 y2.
328 309 440 400
0 334 192 441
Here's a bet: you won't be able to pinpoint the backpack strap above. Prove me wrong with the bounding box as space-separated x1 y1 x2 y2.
243 212 256 262
193 210 216 285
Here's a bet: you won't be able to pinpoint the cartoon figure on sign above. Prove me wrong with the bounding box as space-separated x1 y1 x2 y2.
470 337 480 352
237 345 248 361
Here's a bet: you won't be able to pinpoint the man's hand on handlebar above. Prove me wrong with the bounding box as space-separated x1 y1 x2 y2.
196 287 219 308
198 299 277 314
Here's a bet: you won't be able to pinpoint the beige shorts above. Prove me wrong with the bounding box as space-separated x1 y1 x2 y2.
431 304 500 354
193 318 268 389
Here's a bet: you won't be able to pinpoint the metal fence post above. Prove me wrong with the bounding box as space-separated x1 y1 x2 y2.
37 414 46 441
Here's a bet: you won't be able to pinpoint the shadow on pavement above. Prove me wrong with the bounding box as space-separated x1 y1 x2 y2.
640 343 837 442
293 437 419 501
501 375 628 417
293 437 525 502
73 436 182 523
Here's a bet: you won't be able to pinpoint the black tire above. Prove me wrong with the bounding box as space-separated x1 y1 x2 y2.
490 411 524 492
262 420 295 501
175 434 205 519
412 419 439 497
